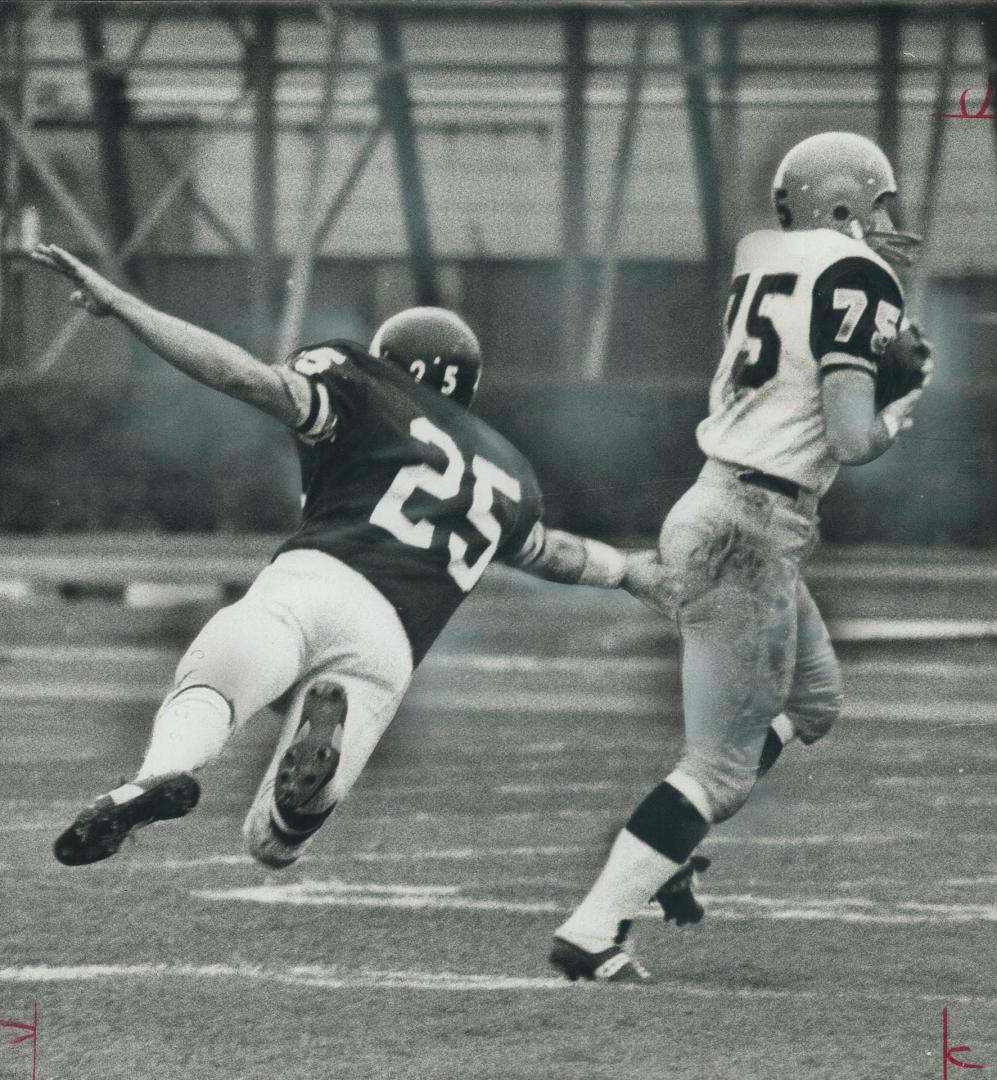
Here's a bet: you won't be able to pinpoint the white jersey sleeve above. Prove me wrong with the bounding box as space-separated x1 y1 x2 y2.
696 229 904 496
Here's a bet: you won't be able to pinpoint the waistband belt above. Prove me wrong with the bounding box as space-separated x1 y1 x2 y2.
736 470 800 500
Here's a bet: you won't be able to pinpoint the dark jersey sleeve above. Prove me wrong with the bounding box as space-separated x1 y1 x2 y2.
282 340 370 445
810 256 904 379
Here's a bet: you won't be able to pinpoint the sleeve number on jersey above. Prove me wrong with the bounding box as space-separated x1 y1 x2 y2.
369 417 522 592
726 273 799 391
831 288 868 342
831 289 901 352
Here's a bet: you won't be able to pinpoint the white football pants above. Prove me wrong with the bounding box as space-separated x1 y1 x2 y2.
172 548 414 811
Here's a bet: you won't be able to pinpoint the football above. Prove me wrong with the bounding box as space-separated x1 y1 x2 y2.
876 322 933 409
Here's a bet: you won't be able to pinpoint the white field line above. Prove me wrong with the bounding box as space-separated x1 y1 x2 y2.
3 644 996 683
192 879 997 925
0 961 991 1003
0 675 993 723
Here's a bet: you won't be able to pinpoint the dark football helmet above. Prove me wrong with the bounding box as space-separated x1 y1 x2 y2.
369 307 482 408
772 132 921 267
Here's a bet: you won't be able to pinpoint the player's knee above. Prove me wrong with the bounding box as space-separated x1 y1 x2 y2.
787 665 843 746
670 759 757 824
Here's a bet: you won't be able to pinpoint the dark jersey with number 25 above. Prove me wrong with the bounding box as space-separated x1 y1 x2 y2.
274 340 543 664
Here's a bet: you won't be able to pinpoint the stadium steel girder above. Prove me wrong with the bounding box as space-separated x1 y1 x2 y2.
876 7 904 227
249 7 278 358
136 127 251 257
918 20 956 252
0 0 994 386
561 7 588 371
677 13 725 352
717 15 741 261
985 15 997 186
277 4 345 360
78 5 136 262
583 10 649 381
374 10 440 309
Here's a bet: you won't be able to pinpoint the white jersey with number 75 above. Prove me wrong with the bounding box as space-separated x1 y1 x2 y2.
697 228 904 496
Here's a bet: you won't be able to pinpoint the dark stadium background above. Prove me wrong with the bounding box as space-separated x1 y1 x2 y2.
0 4 994 1080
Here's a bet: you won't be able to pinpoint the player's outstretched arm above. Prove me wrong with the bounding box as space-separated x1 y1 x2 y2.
821 363 922 465
30 243 308 426
508 524 629 588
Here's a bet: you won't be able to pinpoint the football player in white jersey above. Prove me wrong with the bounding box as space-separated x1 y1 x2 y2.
550 132 932 982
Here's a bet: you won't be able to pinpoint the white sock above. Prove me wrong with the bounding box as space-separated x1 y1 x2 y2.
136 685 233 780
556 829 682 953
771 713 796 746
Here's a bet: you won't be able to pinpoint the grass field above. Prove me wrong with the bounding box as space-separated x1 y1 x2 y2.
0 538 994 1080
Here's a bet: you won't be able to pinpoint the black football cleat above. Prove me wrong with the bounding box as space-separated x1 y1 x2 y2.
53 772 200 866
654 854 711 926
274 680 346 819
613 855 711 944
549 936 652 984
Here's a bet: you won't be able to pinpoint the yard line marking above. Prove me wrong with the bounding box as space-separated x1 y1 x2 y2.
1 669 995 721
3 645 994 683
496 781 616 795
0 645 177 664
194 885 563 914
0 962 991 1003
830 618 997 640
193 881 997 924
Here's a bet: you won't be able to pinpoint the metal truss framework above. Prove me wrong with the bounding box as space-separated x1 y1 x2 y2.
0 0 994 381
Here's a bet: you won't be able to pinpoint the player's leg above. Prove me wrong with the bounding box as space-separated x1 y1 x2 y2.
552 480 805 977
53 559 318 866
243 557 414 868
757 580 842 776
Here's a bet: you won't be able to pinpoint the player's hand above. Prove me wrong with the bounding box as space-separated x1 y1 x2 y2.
622 548 673 613
880 386 924 438
30 243 115 317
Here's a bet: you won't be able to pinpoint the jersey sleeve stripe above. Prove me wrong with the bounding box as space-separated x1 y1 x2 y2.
298 379 323 433
818 357 877 378
303 382 333 438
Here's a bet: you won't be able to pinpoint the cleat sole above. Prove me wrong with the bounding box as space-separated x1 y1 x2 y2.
274 681 346 817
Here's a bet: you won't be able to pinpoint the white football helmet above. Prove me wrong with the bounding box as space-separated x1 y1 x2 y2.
772 132 920 267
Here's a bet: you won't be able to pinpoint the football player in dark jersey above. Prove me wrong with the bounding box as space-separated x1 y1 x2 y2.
32 243 635 870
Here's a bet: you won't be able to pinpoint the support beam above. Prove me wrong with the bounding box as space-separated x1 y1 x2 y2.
0 1 27 367
375 10 439 307
584 13 649 380
15 94 252 385
137 132 249 256
677 14 725 343
0 100 120 270
984 15 997 185
278 5 345 359
248 7 278 357
876 8 903 219
918 21 956 250
717 15 741 261
279 126 386 358
561 7 588 371
78 4 136 270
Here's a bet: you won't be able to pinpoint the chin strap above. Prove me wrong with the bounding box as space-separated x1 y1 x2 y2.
865 229 922 268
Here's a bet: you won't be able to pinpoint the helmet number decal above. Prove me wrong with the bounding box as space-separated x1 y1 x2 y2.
369 417 522 592
832 288 869 343
728 273 799 392
409 359 427 381
441 364 459 396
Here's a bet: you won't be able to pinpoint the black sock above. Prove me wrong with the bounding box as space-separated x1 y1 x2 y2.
626 781 710 864
758 727 786 776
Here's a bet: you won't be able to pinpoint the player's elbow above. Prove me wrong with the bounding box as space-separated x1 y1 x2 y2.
825 426 878 465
